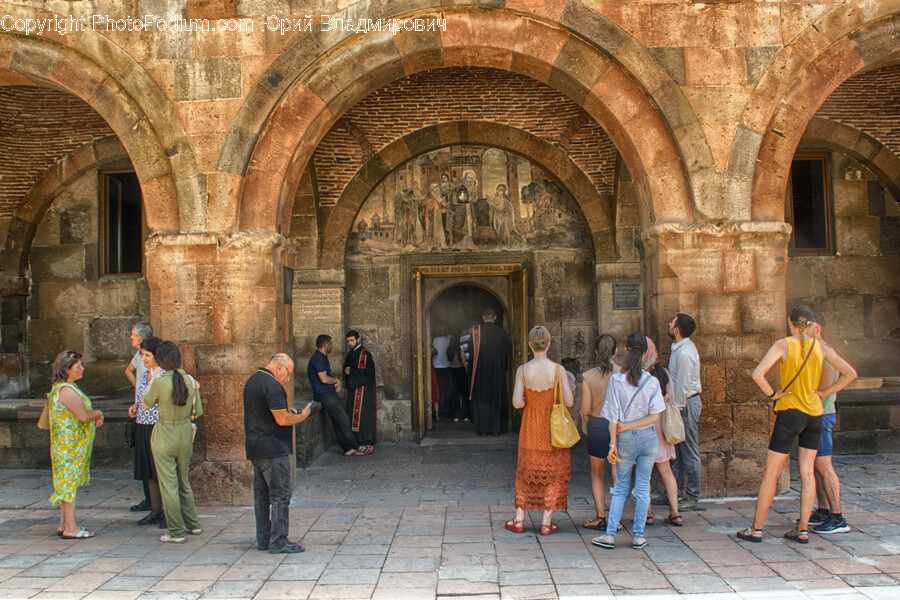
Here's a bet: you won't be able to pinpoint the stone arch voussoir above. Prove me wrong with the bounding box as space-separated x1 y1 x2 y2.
317 121 615 269
732 3 900 220
229 5 701 237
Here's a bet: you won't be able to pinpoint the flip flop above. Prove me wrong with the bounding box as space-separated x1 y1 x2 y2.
62 529 95 539
583 517 606 530
358 445 374 455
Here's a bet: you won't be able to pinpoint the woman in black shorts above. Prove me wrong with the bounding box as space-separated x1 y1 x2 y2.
738 306 856 544
580 335 620 530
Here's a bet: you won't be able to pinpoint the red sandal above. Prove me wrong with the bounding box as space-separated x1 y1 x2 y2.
505 518 524 534
540 523 558 536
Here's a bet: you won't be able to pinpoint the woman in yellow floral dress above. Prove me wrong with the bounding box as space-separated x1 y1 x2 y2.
48 350 104 538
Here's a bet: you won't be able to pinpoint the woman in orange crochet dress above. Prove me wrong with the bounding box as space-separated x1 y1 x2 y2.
505 326 575 536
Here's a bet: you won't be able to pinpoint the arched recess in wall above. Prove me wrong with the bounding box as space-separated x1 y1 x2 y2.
726 3 899 221
0 25 197 233
1 136 128 279
319 121 612 269
802 117 900 200
226 7 700 237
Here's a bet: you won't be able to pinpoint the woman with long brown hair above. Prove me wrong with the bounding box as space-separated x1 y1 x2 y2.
143 341 203 543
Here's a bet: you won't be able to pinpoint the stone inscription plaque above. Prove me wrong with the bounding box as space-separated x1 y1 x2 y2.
613 283 642 310
293 288 342 324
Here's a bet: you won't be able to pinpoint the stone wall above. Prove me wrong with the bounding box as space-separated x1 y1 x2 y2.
27 168 150 399
787 149 900 377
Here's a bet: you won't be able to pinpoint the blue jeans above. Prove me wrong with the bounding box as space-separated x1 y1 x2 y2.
607 426 658 537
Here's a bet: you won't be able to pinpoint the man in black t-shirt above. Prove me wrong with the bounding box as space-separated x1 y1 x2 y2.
243 353 311 553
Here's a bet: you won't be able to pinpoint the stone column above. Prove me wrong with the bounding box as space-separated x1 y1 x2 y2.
145 233 296 505
641 221 792 497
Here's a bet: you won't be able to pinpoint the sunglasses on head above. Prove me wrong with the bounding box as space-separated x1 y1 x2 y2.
63 351 83 360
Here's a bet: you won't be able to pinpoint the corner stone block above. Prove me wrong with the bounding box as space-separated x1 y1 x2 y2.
698 293 741 334
740 291 784 333
664 249 724 293
159 303 214 344
723 251 756 293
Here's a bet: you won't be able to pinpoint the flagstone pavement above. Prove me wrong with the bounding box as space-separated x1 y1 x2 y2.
0 441 898 600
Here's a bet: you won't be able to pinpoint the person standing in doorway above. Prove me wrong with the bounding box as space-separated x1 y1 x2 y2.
243 353 312 553
470 308 511 436
432 326 453 421
125 321 153 513
343 331 378 449
667 313 702 511
307 335 372 456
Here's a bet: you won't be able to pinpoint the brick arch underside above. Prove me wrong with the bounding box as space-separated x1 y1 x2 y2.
317 122 614 268
735 6 900 220
0 28 195 233
803 117 900 201
231 8 697 236
1 136 127 277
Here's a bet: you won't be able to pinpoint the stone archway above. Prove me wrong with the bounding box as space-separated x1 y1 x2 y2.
226 7 698 237
0 27 197 233
318 122 614 269
802 117 900 200
724 4 899 220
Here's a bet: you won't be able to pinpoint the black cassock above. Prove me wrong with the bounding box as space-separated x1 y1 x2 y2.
470 321 511 435
343 345 377 446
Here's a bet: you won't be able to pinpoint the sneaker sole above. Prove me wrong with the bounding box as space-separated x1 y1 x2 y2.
591 541 614 548
814 526 850 534
633 543 647 549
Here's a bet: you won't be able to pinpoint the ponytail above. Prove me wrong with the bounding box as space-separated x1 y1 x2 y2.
595 334 617 377
623 349 643 386
154 341 189 406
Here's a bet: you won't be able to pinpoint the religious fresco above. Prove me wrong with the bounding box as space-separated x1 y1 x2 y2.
348 146 590 255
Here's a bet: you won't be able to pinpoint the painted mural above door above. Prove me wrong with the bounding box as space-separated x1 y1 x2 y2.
348 145 590 255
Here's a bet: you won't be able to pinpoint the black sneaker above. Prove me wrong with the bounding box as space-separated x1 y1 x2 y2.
137 512 163 526
130 498 151 512
269 540 304 554
798 510 829 527
813 515 850 535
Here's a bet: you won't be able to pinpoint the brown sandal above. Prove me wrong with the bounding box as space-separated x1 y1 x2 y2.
784 527 809 544
663 515 683 527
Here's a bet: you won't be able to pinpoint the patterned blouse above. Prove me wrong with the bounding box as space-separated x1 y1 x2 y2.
135 368 163 425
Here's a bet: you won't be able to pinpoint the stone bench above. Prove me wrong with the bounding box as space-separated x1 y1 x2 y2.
833 377 900 455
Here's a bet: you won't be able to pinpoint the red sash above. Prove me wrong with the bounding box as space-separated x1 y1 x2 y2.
351 348 377 436
469 325 481 400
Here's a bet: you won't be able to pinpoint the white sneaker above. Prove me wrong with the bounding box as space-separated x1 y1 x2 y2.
160 533 185 543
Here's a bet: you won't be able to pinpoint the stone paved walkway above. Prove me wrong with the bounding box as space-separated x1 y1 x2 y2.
0 443 898 600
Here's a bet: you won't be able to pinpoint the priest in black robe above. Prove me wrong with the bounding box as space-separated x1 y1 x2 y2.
469 308 511 436
343 330 377 447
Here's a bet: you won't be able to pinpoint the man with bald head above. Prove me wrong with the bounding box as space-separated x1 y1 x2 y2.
243 353 311 553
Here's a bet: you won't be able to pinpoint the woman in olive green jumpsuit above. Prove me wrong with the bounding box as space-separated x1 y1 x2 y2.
142 341 203 543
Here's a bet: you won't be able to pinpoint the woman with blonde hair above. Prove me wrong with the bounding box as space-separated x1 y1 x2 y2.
48 350 104 538
581 334 620 531
738 306 856 544
505 326 574 535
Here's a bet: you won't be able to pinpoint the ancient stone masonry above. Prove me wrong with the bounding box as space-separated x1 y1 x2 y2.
0 0 897 501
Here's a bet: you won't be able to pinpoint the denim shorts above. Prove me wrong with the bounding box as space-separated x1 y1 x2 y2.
816 413 837 457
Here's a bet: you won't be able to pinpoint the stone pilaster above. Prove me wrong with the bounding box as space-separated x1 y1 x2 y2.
642 221 792 496
145 233 296 505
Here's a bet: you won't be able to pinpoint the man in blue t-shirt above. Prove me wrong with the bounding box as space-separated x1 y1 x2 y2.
243 353 311 553
307 335 372 456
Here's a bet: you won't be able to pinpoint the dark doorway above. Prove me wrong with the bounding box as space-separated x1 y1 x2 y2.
425 284 516 443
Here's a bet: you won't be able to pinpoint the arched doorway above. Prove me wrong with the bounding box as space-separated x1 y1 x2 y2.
426 284 507 438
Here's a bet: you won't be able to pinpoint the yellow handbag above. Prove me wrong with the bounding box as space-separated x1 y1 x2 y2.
550 366 580 448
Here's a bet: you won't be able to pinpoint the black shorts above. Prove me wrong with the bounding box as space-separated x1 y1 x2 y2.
587 416 612 459
768 409 823 454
